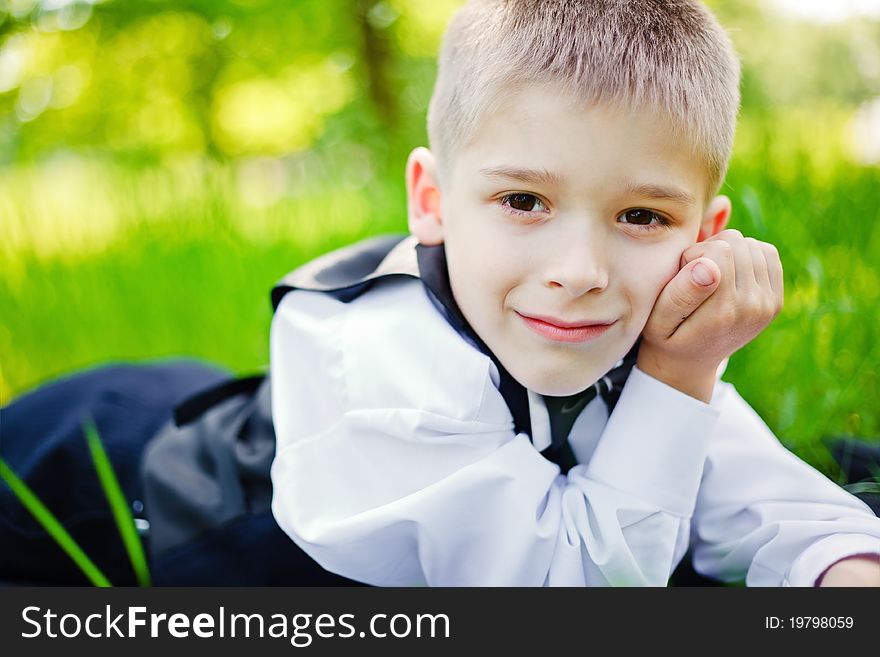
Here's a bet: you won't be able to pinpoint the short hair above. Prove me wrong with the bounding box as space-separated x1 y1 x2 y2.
426 0 741 199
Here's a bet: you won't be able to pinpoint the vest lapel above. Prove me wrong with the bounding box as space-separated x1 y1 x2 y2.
415 242 534 438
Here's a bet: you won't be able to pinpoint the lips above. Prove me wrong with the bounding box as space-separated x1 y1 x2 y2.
516 312 616 343
518 312 614 329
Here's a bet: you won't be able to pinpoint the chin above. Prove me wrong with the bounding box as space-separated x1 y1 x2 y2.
535 380 598 397
511 365 600 397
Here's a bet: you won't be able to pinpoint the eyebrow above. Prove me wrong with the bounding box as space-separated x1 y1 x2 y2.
622 180 696 206
478 166 566 187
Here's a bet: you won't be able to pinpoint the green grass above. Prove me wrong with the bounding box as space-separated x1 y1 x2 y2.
0 458 112 587
82 416 152 586
0 418 151 586
0 160 408 402
718 122 880 475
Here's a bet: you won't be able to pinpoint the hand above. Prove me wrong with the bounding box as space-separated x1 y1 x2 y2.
637 229 784 402
817 555 880 587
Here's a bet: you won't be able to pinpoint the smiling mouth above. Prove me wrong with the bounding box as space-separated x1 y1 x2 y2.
516 312 617 343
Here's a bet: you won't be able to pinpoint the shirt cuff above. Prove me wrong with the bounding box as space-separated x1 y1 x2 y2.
583 365 720 517
785 534 880 587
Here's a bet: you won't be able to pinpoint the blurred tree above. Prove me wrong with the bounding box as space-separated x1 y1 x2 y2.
355 0 398 132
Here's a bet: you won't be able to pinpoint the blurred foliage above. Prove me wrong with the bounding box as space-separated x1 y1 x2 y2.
1 0 880 478
0 0 456 167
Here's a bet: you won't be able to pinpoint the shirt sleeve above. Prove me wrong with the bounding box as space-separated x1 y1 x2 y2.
689 381 880 587
269 281 720 586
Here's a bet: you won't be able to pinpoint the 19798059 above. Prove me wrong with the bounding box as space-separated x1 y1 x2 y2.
764 616 853 629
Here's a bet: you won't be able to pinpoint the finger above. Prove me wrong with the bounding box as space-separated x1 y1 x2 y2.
762 242 784 307
647 257 721 338
680 238 735 271
718 231 754 291
747 238 771 290
680 238 737 303
682 228 755 290
705 227 743 244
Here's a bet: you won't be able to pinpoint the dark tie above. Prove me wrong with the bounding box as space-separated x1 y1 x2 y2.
540 346 639 473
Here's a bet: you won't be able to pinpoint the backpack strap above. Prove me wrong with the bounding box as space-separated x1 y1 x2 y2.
173 374 266 427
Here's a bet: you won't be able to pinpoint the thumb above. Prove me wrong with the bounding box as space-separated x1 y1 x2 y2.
646 258 721 339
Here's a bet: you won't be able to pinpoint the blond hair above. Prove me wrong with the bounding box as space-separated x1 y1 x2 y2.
427 0 741 198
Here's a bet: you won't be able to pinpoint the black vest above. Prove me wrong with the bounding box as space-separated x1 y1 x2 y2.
141 234 638 555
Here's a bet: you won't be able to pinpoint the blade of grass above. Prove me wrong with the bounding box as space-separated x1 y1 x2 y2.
0 457 112 587
843 481 880 495
82 416 152 586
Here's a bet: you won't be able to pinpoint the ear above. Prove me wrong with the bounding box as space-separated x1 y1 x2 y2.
406 147 444 246
697 194 731 242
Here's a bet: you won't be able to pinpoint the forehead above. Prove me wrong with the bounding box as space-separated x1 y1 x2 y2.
452 84 710 203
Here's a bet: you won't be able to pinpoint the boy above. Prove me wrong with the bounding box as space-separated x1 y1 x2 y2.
2 0 878 587
268 0 880 586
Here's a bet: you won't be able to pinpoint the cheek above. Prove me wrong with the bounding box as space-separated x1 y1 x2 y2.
619 246 683 317
446 207 525 293
445 232 514 319
654 251 685 294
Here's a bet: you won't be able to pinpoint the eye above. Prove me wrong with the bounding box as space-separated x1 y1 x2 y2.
617 208 671 230
500 193 548 216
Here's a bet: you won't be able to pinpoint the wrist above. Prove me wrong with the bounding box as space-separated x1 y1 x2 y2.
636 350 718 403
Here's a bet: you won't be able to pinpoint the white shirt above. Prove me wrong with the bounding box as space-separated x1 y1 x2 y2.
269 276 880 586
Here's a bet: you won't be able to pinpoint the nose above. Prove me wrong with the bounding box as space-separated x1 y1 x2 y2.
544 225 609 297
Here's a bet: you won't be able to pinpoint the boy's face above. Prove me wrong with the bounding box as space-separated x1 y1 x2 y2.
407 84 729 396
